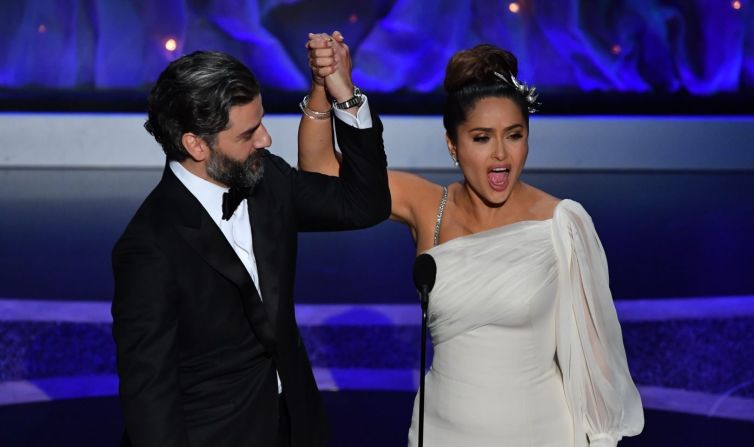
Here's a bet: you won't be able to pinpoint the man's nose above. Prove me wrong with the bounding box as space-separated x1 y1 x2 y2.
256 125 272 148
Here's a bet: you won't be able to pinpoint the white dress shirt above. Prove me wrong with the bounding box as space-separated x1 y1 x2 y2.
332 96 373 129
168 98 372 394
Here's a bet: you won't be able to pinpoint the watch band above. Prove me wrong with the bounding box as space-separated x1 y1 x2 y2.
333 86 365 110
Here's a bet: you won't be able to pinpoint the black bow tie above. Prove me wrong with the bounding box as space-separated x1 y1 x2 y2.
222 185 251 220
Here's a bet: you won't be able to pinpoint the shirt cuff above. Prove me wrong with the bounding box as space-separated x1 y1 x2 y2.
332 95 373 129
589 433 617 447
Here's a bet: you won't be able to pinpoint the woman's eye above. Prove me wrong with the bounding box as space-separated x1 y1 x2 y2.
508 133 523 140
473 135 489 143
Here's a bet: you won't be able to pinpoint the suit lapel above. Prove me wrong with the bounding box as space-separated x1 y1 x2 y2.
248 176 282 334
164 167 277 355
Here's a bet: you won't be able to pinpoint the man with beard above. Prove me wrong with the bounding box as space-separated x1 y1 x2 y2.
111 48 389 447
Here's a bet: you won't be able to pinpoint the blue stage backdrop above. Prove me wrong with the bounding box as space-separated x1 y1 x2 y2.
0 0 753 94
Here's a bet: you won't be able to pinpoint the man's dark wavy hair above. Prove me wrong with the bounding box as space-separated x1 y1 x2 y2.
145 51 260 161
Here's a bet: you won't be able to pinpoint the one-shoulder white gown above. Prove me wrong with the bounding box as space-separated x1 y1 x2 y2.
407 200 643 447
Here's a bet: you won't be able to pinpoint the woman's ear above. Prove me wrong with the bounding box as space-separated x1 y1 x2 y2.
446 134 458 165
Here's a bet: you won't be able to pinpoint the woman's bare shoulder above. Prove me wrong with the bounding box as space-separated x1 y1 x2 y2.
521 183 561 220
389 170 441 189
388 170 448 246
389 170 445 216
389 170 446 205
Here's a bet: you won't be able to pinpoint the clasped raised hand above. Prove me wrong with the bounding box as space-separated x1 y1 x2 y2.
306 31 354 104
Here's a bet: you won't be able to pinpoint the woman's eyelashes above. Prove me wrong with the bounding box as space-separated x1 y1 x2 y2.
471 132 522 143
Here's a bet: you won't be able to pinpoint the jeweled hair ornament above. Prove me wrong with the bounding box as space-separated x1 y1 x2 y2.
493 71 540 113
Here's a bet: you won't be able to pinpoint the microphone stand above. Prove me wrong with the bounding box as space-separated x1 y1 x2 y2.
418 284 429 447
413 252 435 447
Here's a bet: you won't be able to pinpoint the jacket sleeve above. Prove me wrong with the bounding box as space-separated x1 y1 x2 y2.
551 200 644 447
111 229 188 447
291 109 391 232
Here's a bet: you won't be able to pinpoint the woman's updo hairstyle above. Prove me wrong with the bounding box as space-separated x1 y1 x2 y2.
443 44 530 144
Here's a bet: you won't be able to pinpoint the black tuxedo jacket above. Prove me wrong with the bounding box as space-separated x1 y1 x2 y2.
112 114 390 447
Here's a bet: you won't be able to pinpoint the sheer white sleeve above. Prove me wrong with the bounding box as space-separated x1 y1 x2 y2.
551 200 644 447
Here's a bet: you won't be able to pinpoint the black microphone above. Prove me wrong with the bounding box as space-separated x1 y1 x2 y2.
413 253 437 312
412 253 436 447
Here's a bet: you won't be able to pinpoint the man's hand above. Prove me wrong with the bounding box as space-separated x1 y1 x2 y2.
306 32 334 89
306 31 354 104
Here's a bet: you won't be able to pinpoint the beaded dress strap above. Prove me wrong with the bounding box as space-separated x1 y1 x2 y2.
433 186 448 247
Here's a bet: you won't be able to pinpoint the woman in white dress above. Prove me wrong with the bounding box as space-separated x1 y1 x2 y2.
300 35 643 446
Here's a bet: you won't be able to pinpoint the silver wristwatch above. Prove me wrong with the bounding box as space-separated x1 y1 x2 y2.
333 86 365 110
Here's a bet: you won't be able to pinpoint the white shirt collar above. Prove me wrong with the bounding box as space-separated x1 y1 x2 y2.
169 160 230 227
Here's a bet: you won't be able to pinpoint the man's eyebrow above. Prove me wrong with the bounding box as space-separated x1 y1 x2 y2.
237 113 265 139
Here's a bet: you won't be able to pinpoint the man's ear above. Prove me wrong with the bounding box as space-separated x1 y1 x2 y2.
181 133 210 162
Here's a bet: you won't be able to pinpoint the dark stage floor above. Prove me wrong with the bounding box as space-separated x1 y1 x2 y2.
2 393 753 447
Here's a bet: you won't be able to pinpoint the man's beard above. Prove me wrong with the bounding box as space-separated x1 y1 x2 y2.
206 146 264 189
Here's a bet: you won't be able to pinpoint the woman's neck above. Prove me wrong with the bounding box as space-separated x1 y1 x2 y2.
455 180 526 229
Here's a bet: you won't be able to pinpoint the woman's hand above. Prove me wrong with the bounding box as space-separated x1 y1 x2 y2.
306 31 353 103
306 32 334 88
